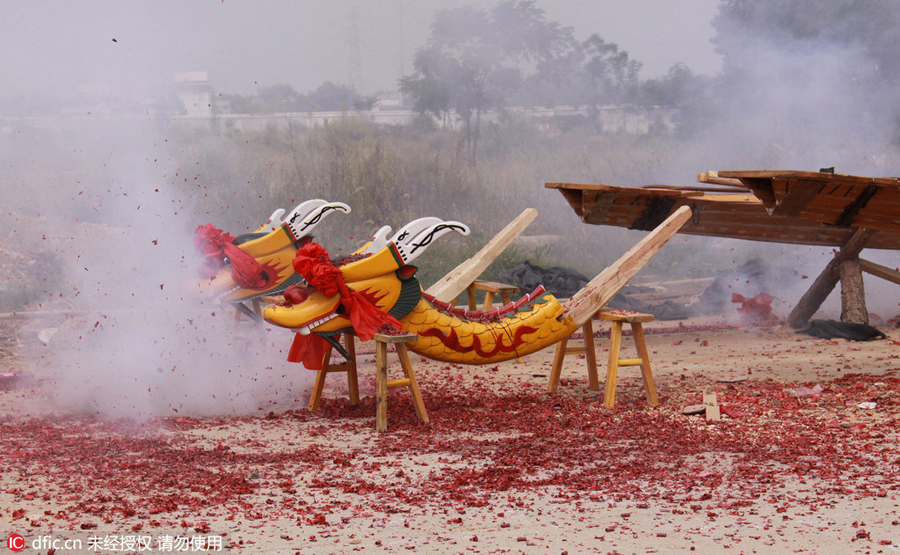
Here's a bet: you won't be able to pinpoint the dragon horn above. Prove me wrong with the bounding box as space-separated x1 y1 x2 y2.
389 217 443 244
356 225 393 255
252 208 286 233
282 199 351 241
391 218 470 266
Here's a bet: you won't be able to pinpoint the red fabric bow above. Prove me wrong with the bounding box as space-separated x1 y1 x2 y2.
287 242 401 369
194 224 271 290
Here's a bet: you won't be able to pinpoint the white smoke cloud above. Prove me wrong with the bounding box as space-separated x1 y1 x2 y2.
5 119 314 419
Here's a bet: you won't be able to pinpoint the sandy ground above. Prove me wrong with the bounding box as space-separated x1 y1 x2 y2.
2 314 900 554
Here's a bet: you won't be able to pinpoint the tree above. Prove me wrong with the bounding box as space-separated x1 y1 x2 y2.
258 84 306 113
220 82 375 115
581 35 642 108
401 0 570 166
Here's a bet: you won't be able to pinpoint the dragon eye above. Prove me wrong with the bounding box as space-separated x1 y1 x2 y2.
284 285 311 305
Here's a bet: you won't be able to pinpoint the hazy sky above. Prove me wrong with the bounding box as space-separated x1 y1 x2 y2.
1 0 722 97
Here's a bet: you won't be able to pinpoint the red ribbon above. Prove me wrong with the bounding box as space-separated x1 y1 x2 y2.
287 242 401 369
194 224 272 290
287 332 333 370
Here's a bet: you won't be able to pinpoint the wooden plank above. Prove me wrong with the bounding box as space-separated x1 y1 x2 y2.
703 390 720 421
736 177 779 211
771 179 825 217
834 184 878 227
697 171 747 188
548 182 900 250
563 205 692 326
425 208 538 302
584 192 620 225
718 170 900 188
860 258 900 286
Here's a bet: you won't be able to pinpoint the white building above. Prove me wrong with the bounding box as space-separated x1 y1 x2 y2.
173 72 214 118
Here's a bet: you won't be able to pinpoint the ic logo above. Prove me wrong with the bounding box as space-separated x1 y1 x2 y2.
7 534 25 552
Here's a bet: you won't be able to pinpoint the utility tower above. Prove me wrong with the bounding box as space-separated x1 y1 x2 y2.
347 6 364 94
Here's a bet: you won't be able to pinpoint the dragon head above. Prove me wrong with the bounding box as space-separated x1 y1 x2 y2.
263 217 470 340
195 199 350 303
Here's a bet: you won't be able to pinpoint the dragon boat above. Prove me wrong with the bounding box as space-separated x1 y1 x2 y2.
241 204 690 368
261 217 579 367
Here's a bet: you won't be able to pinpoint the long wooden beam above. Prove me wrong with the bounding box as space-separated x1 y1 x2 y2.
860 258 900 285
563 206 692 327
425 208 538 303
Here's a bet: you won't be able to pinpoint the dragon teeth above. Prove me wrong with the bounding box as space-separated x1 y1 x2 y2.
294 312 339 334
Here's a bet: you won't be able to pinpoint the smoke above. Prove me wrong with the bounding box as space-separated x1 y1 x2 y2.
2 118 314 419
627 5 900 322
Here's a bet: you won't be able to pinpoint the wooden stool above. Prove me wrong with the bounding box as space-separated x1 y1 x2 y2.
463 280 523 362
547 308 658 408
308 334 359 412
374 333 429 432
464 280 519 311
598 309 658 408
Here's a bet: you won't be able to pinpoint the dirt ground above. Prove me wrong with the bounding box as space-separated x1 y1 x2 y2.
2 314 900 555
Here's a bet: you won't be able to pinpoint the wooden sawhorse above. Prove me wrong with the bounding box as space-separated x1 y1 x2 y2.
373 333 429 432
548 308 658 408
308 333 359 412
306 332 429 431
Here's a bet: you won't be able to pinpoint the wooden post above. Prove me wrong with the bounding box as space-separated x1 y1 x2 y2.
787 259 841 328
632 322 658 406
840 257 868 324
603 321 624 408
547 336 569 394
373 333 426 432
375 341 389 432
787 228 873 328
582 319 600 391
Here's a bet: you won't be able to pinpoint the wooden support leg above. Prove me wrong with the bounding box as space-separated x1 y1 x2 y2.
307 335 358 412
344 334 360 405
840 256 869 324
375 341 389 432
583 319 599 391
631 323 658 406
787 258 841 329
308 346 333 412
396 344 429 423
604 321 623 408
788 228 873 328
547 336 569 393
548 320 597 392
374 333 425 432
466 286 478 311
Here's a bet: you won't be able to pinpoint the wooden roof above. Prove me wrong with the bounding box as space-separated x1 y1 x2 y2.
708 170 900 232
547 170 900 250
